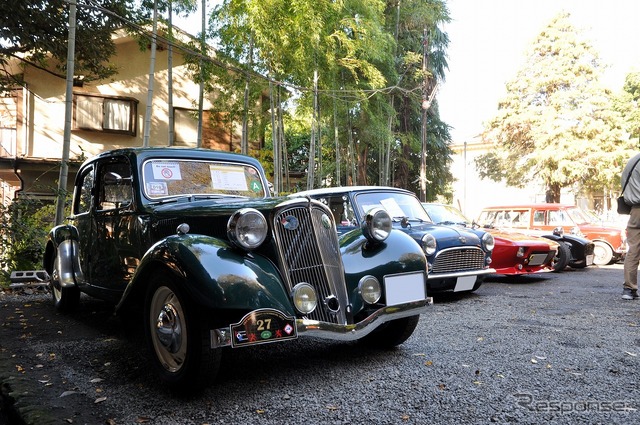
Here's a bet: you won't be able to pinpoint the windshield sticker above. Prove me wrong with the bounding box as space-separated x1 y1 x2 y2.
152 162 182 180
250 180 262 193
209 165 249 191
146 181 168 196
379 198 406 218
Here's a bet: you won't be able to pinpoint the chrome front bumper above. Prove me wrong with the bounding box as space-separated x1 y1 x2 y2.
210 297 433 348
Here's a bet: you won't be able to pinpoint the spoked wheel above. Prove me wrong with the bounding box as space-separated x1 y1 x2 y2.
46 246 80 312
145 271 221 391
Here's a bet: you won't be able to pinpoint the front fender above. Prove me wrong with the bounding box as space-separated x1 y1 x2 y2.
339 228 427 314
116 234 295 316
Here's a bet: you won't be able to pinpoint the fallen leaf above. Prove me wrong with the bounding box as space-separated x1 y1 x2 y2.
424 360 433 366
94 397 107 404
326 405 339 411
256 409 265 414
60 391 78 398
401 414 410 421
135 416 152 423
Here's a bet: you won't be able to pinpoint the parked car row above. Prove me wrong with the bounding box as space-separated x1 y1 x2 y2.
476 204 623 266
422 203 596 274
38 147 618 391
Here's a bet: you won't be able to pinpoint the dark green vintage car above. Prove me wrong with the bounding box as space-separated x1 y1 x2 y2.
43 148 431 390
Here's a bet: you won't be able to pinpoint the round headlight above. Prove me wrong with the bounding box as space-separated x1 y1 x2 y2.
292 283 317 314
362 207 392 243
227 208 268 250
421 233 437 256
359 275 381 304
482 232 495 252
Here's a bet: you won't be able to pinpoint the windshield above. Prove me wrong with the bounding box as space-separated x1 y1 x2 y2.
142 159 267 200
422 204 470 224
354 191 431 222
565 206 591 225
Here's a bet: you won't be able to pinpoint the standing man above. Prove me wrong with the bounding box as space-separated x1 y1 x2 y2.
622 152 640 300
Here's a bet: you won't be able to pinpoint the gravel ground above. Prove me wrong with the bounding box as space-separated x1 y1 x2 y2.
1 263 639 425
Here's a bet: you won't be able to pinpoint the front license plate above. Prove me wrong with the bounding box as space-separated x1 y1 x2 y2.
231 308 297 348
528 253 549 266
384 272 426 306
586 254 594 266
454 275 476 292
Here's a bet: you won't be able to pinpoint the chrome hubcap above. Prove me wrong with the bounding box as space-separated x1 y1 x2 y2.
150 286 187 372
155 304 182 353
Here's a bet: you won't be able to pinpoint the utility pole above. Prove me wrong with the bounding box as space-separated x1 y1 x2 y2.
55 0 76 225
420 28 428 202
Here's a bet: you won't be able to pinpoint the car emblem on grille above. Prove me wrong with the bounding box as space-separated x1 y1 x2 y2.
459 236 467 244
321 213 331 229
281 215 299 230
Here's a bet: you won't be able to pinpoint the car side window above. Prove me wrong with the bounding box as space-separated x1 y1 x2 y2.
533 210 545 226
98 160 133 211
548 210 570 225
510 210 530 226
74 166 94 215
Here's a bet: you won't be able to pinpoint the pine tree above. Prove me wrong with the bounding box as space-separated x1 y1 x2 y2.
476 12 630 202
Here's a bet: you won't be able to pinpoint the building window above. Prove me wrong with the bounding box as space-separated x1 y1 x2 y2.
74 94 137 135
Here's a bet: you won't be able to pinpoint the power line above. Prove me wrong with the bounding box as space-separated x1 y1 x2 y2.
73 0 431 105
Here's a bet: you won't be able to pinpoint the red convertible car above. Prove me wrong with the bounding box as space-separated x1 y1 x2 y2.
422 203 559 275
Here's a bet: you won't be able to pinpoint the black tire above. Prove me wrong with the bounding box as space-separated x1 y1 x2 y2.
46 247 80 312
552 242 571 272
358 315 420 348
593 241 614 266
144 271 221 392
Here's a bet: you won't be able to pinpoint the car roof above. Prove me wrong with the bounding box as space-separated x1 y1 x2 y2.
83 147 263 168
294 186 415 197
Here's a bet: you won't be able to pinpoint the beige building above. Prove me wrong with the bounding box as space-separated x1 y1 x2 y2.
448 137 622 224
0 28 259 206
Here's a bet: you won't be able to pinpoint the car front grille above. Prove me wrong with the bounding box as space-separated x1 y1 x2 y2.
431 247 486 274
272 201 348 324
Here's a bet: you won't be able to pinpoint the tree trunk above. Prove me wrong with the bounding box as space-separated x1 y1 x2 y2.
545 182 561 203
357 143 368 185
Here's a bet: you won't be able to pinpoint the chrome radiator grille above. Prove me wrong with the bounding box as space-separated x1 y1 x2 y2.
272 202 348 324
431 247 486 274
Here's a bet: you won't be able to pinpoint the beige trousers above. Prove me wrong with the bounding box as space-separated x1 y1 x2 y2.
624 206 640 291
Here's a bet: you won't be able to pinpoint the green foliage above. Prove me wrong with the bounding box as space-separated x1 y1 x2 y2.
617 72 640 145
0 199 57 288
0 0 149 89
203 0 454 196
476 12 632 201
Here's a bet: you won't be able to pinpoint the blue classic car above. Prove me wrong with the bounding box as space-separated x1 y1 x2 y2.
43 149 431 390
293 187 495 294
